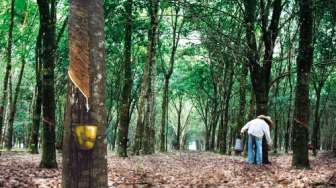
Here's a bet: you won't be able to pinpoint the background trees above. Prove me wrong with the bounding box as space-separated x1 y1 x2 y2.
0 0 335 171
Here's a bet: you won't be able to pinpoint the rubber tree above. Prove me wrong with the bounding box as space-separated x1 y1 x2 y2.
62 0 108 186
117 0 133 158
0 0 15 145
37 0 57 168
133 0 160 155
292 0 314 169
244 0 282 164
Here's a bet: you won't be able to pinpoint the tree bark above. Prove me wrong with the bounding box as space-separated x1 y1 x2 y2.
292 0 313 169
62 0 108 186
117 0 133 158
29 30 42 154
141 0 160 155
0 0 15 145
236 62 248 137
37 0 57 168
312 84 322 156
209 85 218 151
160 77 169 151
173 96 183 150
285 64 293 153
5 56 26 150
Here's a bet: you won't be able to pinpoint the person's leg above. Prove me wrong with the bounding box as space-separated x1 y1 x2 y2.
253 136 257 164
247 134 254 164
255 137 263 165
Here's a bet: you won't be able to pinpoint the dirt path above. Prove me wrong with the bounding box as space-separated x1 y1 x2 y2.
0 151 335 187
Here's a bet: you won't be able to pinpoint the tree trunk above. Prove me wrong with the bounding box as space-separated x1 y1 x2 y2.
244 0 282 164
160 77 169 152
312 85 322 156
236 61 248 136
29 30 42 154
142 0 160 155
209 85 218 151
37 0 57 168
4 75 13 149
159 1 183 152
62 0 108 186
292 0 313 169
112 116 119 151
285 74 293 153
117 0 133 158
243 91 255 156
219 63 234 154
205 126 210 151
0 0 15 144
272 77 281 154
5 56 26 150
132 13 154 155
209 113 217 151
284 21 294 153
175 96 182 150
217 102 224 151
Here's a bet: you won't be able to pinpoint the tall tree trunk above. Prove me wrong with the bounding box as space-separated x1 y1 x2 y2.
5 56 26 150
312 85 322 156
0 0 15 144
62 0 108 186
235 60 248 155
285 42 293 153
112 115 119 151
272 83 280 154
132 77 148 154
218 63 234 154
243 91 255 155
205 126 211 151
159 1 184 152
209 83 218 151
217 100 224 151
292 0 313 169
29 31 42 154
160 77 169 151
132 11 155 155
174 96 182 150
142 0 160 155
117 0 133 157
244 0 282 164
236 62 248 136
4 75 13 148
37 0 57 168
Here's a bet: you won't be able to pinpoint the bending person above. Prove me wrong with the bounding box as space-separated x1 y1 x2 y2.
241 115 273 165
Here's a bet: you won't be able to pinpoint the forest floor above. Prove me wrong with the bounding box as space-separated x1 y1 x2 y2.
0 151 335 188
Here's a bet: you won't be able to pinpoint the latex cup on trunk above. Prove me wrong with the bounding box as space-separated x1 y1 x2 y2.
73 124 97 150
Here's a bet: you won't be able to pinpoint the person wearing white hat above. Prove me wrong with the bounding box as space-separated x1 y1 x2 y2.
240 115 273 165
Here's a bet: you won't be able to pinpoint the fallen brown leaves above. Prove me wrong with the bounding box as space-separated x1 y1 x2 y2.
108 152 336 187
0 152 61 188
0 151 335 187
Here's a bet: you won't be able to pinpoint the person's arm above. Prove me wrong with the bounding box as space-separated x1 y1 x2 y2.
240 122 250 134
264 124 272 146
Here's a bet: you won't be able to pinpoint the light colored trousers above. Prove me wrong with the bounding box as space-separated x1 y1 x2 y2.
247 134 263 165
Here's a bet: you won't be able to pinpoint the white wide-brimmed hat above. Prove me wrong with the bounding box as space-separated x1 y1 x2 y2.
257 115 275 128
